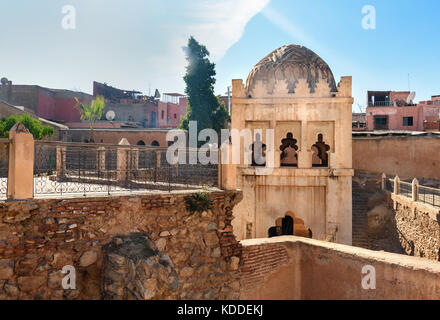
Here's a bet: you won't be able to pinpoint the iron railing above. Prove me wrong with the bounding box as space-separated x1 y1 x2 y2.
33 141 218 197
384 175 440 209
418 185 440 209
0 139 8 199
398 181 412 198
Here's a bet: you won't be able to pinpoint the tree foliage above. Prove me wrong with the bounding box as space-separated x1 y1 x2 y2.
179 37 230 140
0 113 54 140
75 95 105 131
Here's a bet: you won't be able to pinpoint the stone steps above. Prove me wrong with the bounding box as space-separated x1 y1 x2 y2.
352 185 369 249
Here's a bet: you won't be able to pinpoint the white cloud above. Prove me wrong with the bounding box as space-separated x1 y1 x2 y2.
145 0 270 93
186 0 271 61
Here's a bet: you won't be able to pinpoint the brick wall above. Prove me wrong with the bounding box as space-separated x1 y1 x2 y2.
239 240 292 299
0 190 243 300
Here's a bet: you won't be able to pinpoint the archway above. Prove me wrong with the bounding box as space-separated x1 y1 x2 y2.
137 140 146 146
250 132 266 166
280 132 298 167
312 134 330 167
268 211 312 239
151 140 160 147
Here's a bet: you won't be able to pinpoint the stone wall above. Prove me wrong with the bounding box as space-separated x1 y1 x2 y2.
353 135 440 180
239 237 440 300
0 190 242 300
386 193 440 261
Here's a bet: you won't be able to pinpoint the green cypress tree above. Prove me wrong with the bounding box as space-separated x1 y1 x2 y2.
179 37 230 142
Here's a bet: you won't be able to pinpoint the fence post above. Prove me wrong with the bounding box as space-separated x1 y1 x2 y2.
117 138 130 182
56 145 66 180
394 175 400 196
156 151 161 168
381 173 386 191
97 146 106 179
412 178 418 202
7 123 34 199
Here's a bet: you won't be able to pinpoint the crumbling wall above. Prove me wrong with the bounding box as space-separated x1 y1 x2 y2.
0 190 242 300
387 193 440 261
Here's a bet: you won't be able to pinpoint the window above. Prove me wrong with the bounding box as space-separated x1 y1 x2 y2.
174 113 177 119
403 117 414 126
374 116 388 130
161 110 164 119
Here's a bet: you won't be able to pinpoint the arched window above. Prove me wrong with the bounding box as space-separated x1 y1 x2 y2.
268 211 312 239
312 134 330 167
151 140 160 147
137 140 146 146
280 132 298 167
250 132 266 166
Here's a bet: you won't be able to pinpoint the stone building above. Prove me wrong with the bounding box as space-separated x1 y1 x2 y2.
226 44 354 245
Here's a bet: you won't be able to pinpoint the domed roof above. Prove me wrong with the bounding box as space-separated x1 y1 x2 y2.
246 44 337 96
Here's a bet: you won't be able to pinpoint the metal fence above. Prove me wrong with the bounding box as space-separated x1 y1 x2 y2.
418 185 440 209
0 139 8 199
385 178 394 193
33 141 218 197
398 181 412 198
384 175 440 209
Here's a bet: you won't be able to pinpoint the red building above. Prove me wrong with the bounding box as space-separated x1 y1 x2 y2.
0 80 92 123
366 91 440 131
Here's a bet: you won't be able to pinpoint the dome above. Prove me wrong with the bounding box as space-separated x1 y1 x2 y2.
246 44 337 96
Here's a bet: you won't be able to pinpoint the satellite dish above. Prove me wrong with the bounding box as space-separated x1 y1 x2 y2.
106 110 116 121
0 77 8 85
407 92 416 105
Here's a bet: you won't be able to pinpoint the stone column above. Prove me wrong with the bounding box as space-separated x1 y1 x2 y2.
155 151 161 168
381 173 386 190
394 175 400 196
56 146 66 179
220 144 236 190
117 138 130 182
7 123 34 199
412 178 418 202
97 147 106 177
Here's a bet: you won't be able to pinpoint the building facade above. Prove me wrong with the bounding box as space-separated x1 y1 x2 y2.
366 91 440 131
224 45 354 245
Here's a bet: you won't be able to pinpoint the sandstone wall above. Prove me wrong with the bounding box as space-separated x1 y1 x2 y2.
239 237 440 300
353 136 440 180
0 190 242 300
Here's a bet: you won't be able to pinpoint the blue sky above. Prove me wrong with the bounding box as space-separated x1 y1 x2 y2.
0 0 439 110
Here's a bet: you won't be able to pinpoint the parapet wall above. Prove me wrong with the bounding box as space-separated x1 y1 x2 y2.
239 237 440 300
0 190 242 300
353 136 440 180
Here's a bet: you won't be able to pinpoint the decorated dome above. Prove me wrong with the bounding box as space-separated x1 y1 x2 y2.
246 44 337 96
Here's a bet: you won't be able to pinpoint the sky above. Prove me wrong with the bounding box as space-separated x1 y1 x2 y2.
0 0 439 111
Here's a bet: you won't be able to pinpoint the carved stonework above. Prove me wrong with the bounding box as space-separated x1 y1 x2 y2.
245 44 337 97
